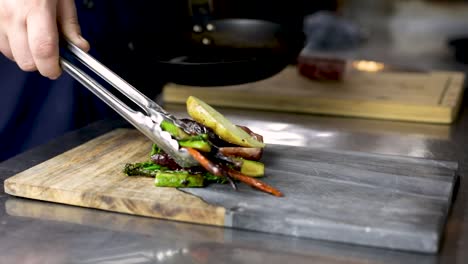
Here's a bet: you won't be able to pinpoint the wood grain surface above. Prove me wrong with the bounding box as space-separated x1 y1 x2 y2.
3 128 458 253
162 66 465 123
4 129 226 226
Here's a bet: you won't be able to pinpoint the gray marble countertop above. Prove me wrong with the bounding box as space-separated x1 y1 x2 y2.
1 95 467 263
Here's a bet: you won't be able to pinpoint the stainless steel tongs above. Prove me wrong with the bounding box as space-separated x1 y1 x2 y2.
60 40 198 167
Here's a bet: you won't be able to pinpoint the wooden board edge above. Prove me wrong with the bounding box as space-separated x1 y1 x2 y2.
163 87 454 124
4 198 228 242
443 73 466 122
4 180 226 227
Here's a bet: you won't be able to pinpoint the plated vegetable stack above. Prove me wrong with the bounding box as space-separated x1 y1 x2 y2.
124 96 283 197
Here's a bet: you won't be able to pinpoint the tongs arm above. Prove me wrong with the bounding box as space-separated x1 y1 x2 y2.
60 40 198 168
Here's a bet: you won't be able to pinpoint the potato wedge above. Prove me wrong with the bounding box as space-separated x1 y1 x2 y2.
186 96 266 148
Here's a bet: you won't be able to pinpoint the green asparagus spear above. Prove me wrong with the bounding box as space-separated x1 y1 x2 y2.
123 162 163 177
155 171 204 187
178 139 211 152
160 120 211 152
160 120 189 139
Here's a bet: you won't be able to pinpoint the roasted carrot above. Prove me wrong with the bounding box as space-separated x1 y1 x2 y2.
225 167 283 197
185 147 223 176
185 147 283 197
184 147 237 190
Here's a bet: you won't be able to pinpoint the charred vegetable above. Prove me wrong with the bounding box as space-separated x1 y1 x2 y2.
123 96 282 197
123 160 225 187
186 96 265 148
124 162 161 177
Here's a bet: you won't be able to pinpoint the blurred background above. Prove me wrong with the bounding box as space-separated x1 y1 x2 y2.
100 0 468 88
318 0 468 70
1 0 467 162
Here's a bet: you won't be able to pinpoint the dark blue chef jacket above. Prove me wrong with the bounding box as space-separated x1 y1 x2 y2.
0 1 188 161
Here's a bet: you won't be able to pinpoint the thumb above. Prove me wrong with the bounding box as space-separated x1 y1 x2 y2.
57 0 90 52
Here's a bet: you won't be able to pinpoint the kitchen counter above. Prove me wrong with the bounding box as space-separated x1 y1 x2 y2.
3 2 468 262
0 94 467 263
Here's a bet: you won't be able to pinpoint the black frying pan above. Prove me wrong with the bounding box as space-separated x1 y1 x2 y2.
152 18 304 86
131 0 304 87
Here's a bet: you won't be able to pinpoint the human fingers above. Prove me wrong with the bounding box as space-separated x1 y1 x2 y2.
7 18 36 71
26 1 61 79
58 0 90 52
0 31 14 61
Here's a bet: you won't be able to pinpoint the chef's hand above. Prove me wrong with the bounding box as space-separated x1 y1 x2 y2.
0 0 90 79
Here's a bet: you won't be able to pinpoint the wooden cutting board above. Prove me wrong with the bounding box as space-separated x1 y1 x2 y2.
162 66 465 124
3 129 458 253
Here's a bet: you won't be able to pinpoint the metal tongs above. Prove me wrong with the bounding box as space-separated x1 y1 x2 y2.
59 40 198 167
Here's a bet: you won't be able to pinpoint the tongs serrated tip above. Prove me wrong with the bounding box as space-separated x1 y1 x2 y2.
60 40 198 168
